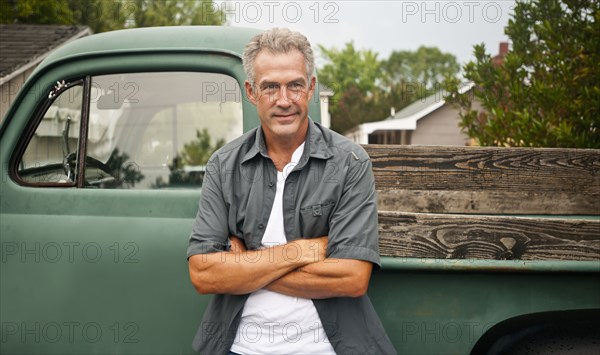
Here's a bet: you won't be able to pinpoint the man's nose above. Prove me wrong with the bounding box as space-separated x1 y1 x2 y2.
274 86 292 106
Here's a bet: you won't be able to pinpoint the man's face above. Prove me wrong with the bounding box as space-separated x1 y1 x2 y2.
245 49 315 143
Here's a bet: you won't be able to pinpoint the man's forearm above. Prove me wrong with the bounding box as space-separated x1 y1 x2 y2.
265 258 373 299
188 237 326 295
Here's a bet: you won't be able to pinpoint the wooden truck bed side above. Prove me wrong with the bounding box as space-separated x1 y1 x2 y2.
363 144 599 354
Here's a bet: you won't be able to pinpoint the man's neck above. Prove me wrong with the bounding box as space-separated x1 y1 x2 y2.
264 126 308 171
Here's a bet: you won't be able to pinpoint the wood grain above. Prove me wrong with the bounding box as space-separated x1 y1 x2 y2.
376 190 597 215
364 145 600 215
378 211 600 261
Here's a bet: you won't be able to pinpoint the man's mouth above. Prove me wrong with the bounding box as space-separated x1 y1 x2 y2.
273 112 297 120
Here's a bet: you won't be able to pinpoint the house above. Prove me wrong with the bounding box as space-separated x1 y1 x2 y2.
345 82 476 146
346 42 509 146
0 24 92 121
317 83 333 128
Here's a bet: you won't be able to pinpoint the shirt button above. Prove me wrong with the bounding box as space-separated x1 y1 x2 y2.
258 224 264 229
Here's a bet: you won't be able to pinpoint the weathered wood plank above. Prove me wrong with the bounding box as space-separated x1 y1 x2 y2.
378 211 600 261
364 145 600 215
376 190 596 215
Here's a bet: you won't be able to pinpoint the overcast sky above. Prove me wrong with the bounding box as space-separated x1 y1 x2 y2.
222 0 516 69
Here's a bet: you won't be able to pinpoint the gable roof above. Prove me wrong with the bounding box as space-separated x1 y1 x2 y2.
351 82 474 134
0 24 91 84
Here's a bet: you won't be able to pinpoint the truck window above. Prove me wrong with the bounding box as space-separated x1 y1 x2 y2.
16 72 243 189
87 72 242 189
17 82 83 185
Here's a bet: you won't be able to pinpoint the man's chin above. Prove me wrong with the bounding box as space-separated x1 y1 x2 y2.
269 123 307 140
272 126 298 137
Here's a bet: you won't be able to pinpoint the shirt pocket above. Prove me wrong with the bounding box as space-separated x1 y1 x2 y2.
299 202 335 238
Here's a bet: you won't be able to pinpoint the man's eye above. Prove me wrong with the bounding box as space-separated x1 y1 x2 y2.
288 83 303 91
261 84 278 95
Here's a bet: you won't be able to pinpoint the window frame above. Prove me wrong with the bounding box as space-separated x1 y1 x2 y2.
11 76 91 188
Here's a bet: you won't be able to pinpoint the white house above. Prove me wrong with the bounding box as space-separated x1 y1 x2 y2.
317 82 333 128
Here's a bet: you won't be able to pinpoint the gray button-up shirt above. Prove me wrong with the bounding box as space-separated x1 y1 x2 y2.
187 120 396 354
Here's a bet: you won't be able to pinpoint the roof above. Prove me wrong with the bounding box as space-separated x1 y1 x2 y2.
351 82 474 135
318 82 334 96
35 26 263 76
0 24 91 83
388 91 446 120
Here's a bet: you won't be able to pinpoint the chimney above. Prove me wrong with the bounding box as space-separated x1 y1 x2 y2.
492 42 509 66
499 42 509 56
390 107 396 117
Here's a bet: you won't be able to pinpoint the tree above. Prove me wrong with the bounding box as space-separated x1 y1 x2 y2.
68 0 130 33
0 0 73 25
0 0 224 33
383 46 460 90
317 42 384 133
318 42 459 134
132 0 223 27
317 42 381 106
180 128 225 166
332 84 380 134
446 0 599 148
152 128 224 188
101 148 144 188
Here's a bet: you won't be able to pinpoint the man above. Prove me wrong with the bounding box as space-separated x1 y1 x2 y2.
187 28 396 354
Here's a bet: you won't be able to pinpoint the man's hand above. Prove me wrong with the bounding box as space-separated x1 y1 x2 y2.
229 236 246 253
293 236 328 264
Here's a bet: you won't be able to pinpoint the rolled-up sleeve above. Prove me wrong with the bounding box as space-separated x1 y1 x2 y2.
187 156 230 258
327 154 381 269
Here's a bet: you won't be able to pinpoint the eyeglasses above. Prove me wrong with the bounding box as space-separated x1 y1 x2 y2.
257 81 307 101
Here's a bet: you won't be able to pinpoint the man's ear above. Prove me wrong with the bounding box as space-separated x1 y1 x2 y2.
245 81 257 105
307 76 316 100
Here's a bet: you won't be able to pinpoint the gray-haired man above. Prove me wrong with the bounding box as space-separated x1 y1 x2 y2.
187 28 396 354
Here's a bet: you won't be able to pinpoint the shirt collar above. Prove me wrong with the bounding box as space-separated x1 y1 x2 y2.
241 119 333 165
241 127 267 164
306 120 333 160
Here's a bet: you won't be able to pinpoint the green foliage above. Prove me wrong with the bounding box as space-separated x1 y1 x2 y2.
317 42 386 133
318 42 459 134
180 128 225 166
132 0 223 27
317 42 381 106
0 0 72 25
445 0 599 148
101 148 144 188
383 46 460 90
153 128 224 188
333 84 379 134
0 0 224 32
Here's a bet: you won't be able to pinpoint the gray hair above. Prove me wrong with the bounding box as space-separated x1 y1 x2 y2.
243 28 315 86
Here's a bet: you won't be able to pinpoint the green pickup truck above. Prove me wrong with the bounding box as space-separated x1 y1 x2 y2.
1 26 599 354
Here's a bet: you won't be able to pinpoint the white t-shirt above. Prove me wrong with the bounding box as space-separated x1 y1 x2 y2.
230 143 335 355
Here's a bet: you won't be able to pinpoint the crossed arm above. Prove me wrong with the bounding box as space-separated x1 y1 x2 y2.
187 236 373 299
